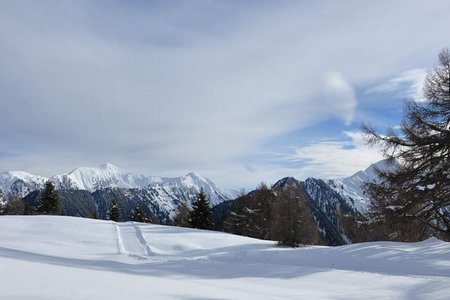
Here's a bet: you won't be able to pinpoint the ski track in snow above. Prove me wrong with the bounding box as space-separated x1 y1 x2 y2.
113 223 125 255
131 222 154 257
114 222 153 259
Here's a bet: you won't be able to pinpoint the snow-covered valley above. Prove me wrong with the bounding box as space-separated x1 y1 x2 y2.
0 216 449 299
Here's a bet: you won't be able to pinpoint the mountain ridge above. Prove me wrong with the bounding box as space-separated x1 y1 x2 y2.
1 160 393 245
0 164 232 220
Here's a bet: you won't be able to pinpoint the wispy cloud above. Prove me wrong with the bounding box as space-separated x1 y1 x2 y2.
323 72 357 125
366 68 427 101
277 131 383 180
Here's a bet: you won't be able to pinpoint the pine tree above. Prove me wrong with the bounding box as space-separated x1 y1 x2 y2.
36 181 61 215
130 205 147 223
1 195 26 215
173 200 191 227
363 48 450 240
88 210 98 219
272 190 322 247
223 199 248 235
108 198 122 222
189 189 213 230
224 183 274 240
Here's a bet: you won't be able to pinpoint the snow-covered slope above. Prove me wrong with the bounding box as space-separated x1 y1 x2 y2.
0 216 448 300
328 159 396 212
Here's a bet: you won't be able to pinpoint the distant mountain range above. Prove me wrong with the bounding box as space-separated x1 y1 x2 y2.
0 160 391 244
0 163 230 203
0 164 231 223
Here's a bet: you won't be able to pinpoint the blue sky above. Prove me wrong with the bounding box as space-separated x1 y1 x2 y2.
0 0 449 189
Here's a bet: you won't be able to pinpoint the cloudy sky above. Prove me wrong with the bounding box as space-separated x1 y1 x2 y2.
1 0 449 189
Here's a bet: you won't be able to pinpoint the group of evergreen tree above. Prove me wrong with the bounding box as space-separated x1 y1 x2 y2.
172 200 191 227
172 189 214 230
0 195 27 215
107 198 159 224
0 180 214 230
36 181 61 215
223 183 322 247
1 181 62 216
224 183 273 240
0 181 159 225
129 205 147 223
272 190 323 247
188 189 213 229
108 198 122 222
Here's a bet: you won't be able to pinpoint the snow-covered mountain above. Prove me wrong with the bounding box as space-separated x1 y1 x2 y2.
156 172 229 206
271 160 392 219
272 176 357 245
51 163 163 191
227 159 396 245
0 171 47 202
85 172 232 223
0 164 231 210
328 159 396 212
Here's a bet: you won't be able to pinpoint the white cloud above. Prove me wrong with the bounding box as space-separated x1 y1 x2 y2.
366 68 427 101
323 72 357 125
205 131 384 189
280 131 383 180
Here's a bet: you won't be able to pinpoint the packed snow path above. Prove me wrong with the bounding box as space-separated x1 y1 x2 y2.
114 222 154 259
0 216 449 300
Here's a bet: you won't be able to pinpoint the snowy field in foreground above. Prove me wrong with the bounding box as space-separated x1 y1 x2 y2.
0 216 449 299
